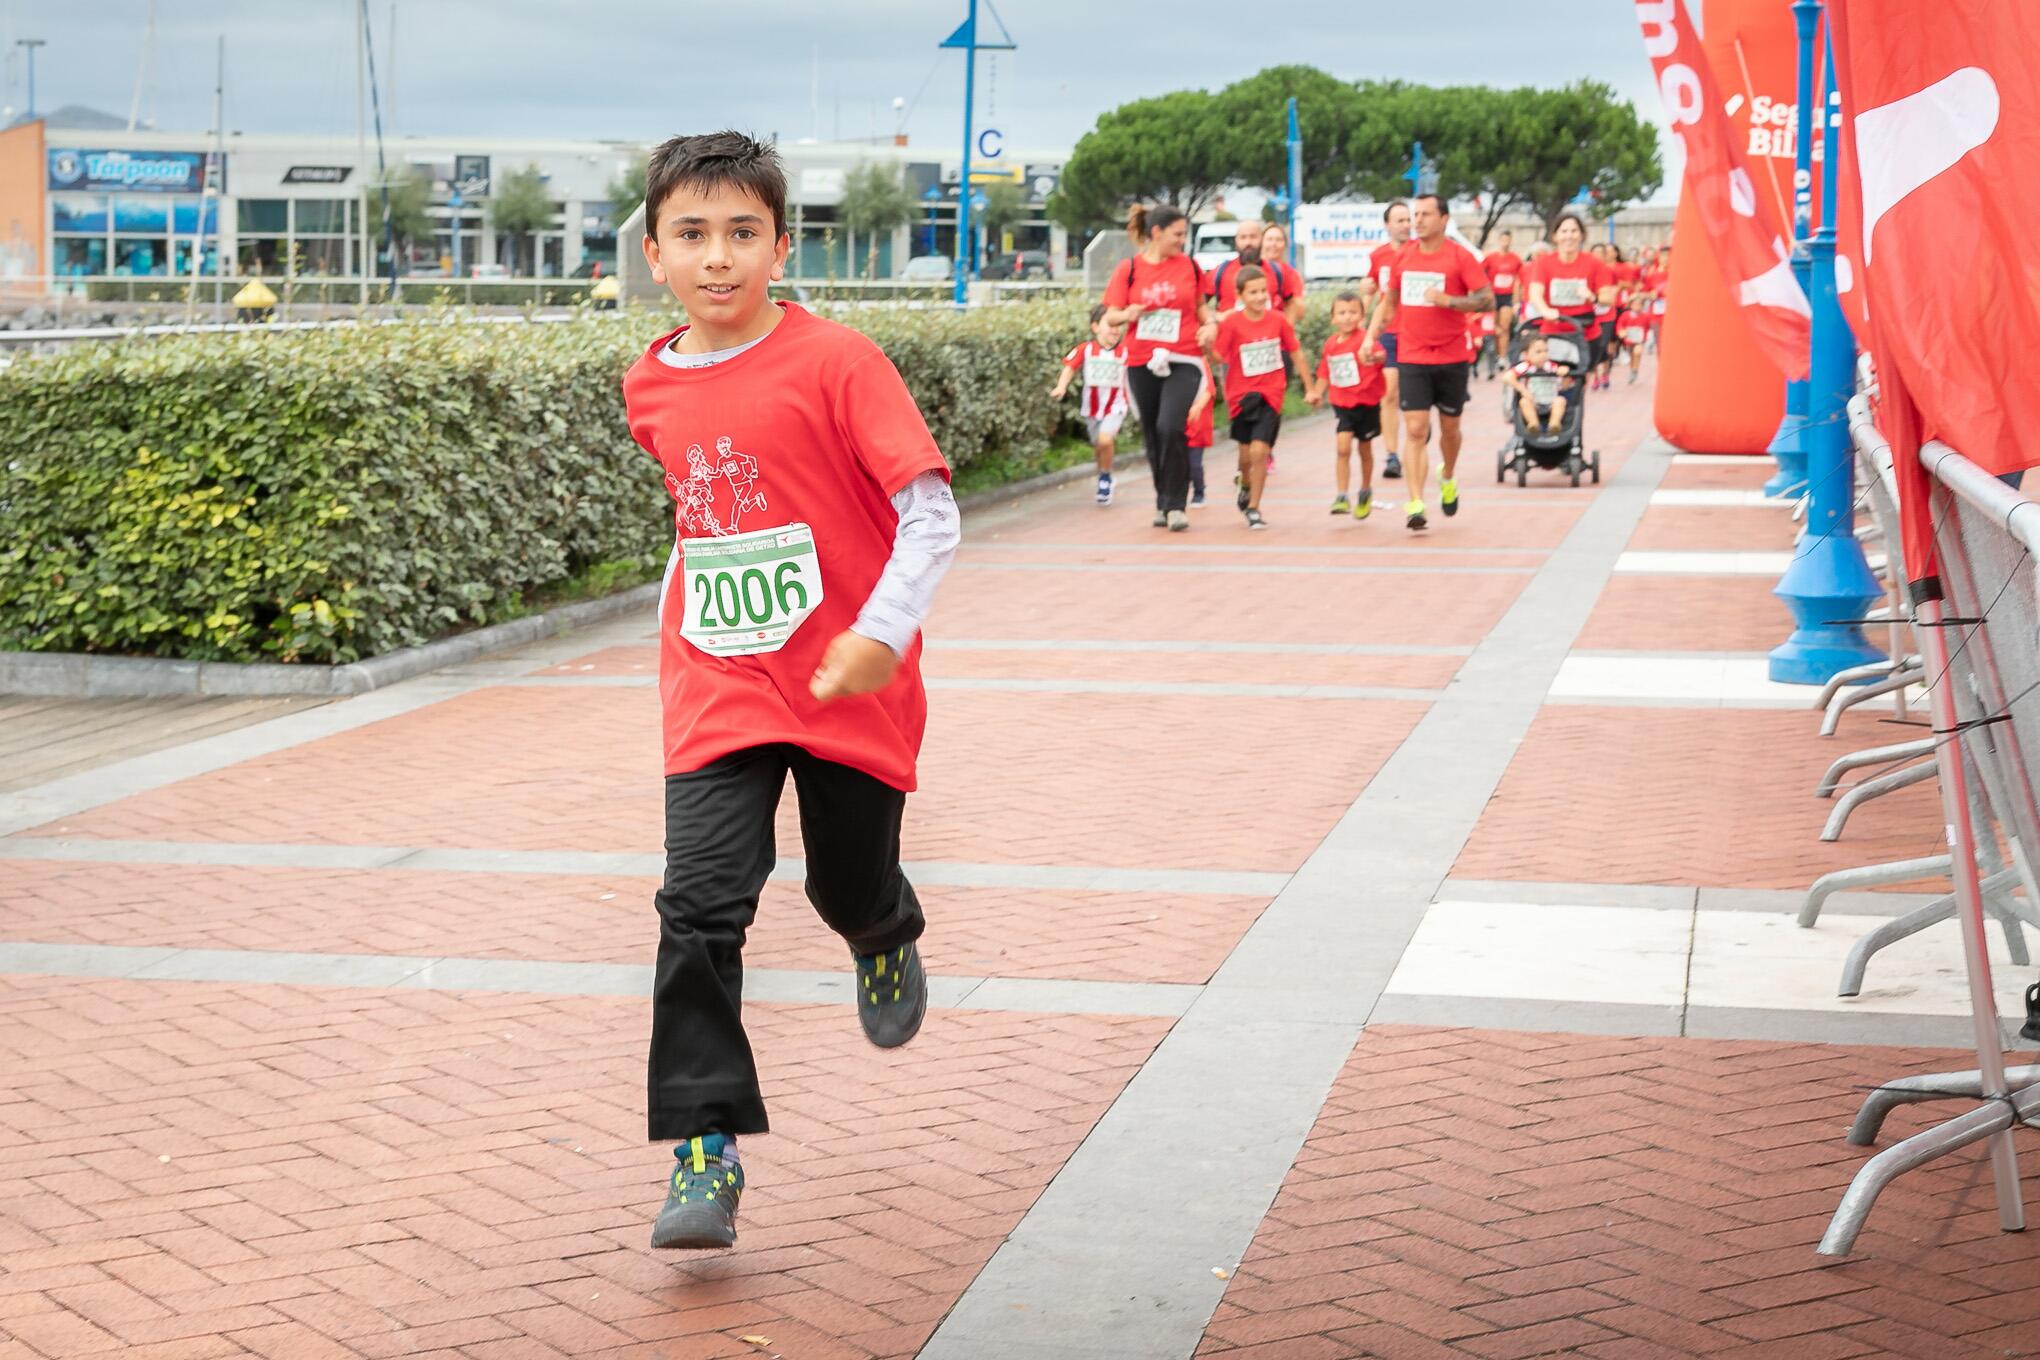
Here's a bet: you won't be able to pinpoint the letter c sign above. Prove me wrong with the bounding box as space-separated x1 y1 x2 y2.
977 127 1003 159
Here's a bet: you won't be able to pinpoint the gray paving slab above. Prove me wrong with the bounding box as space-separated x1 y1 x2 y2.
0 838 1290 898
968 541 1547 558
1369 992 1686 1037
923 438 1681 1360
127 948 438 988
495 675 1447 701
956 561 1532 577
1681 1005 2028 1049
955 977 1203 1017
1698 886 1948 917
0 942 185 979
1436 878 1699 911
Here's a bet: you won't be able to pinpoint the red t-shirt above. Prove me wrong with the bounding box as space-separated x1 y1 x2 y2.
1213 308 1298 414
1617 309 1649 345
1315 329 1387 407
1207 256 1299 312
1530 251 1615 338
1063 339 1129 419
1185 384 1215 448
623 303 948 791
1386 239 1491 366
1614 261 1641 288
1369 241 1409 334
1103 252 1206 365
1483 250 1524 297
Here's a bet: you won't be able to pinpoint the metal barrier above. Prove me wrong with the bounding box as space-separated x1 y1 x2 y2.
1820 393 2040 1255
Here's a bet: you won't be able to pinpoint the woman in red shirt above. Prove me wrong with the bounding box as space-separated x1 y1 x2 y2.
1525 213 1618 369
1103 203 1217 532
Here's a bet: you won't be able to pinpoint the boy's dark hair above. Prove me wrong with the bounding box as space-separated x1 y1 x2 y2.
1090 303 1109 325
1333 290 1362 306
1235 265 1267 291
642 131 788 240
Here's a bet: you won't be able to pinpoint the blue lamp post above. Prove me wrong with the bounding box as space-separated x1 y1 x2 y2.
939 0 1014 307
1284 97 1303 264
1768 13 1883 684
969 188 989 278
1764 0 1822 498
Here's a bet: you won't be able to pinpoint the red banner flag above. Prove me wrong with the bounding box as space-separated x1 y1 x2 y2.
1829 0 2040 590
1636 0 1811 379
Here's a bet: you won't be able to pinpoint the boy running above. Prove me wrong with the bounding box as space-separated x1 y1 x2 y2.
1050 304 1130 505
1308 289 1387 519
1213 266 1302 530
624 131 959 1251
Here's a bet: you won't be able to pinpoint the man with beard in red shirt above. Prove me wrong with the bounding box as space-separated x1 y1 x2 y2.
1367 200 1413 481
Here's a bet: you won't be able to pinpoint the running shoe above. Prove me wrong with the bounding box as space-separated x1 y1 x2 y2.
1267 455 1277 473
1405 499 1428 532
1096 473 1114 506
1190 489 1206 507
1235 473 1250 514
855 942 927 1049
1330 494 1351 516
650 1135 744 1250
1628 368 1639 385
1355 488 1373 520
1167 510 1190 532
1441 479 1460 518
1383 454 1404 480
1245 508 1267 531
1152 510 1168 528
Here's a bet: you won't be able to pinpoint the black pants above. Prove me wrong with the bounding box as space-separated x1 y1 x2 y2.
647 744 924 1141
1126 362 1200 513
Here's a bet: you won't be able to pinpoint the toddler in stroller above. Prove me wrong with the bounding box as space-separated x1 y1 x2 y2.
1496 320 1600 486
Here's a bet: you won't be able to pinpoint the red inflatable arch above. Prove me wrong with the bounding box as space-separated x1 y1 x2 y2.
1653 0 1803 454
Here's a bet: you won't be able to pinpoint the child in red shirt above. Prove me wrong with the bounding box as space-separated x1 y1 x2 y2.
624 131 958 1252
1212 267 1302 530
1050 304 1129 505
1308 290 1388 519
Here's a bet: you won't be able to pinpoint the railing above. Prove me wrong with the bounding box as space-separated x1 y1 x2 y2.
1819 384 2039 1255
5 273 602 312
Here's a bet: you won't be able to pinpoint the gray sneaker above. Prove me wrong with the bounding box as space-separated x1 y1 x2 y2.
855 942 927 1049
650 1136 743 1250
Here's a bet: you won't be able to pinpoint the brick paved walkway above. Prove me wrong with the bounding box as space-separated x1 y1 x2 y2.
2 351 2034 1360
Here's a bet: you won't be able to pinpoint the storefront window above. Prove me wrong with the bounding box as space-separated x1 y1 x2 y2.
294 200 351 234
57 238 107 275
51 195 109 234
296 238 352 276
114 238 168 275
113 198 170 233
238 199 288 233
238 238 286 274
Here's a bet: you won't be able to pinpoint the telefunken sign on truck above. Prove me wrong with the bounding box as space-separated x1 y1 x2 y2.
1291 203 1476 280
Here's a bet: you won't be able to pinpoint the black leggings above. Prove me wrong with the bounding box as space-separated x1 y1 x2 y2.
1126 362 1201 513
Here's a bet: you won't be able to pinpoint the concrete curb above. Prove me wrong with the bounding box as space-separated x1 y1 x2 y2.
0 582 663 699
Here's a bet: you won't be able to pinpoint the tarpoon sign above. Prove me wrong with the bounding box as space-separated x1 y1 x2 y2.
48 148 222 194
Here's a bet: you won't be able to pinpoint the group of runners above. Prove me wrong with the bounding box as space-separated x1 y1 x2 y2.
1057 200 1672 533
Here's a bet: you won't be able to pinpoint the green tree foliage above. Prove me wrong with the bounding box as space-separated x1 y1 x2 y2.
605 156 647 231
1050 89 1232 230
1210 67 1393 202
488 164 554 273
360 167 435 260
977 181 1028 245
838 163 916 279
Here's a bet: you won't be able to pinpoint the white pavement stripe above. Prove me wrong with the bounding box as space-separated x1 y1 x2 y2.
1547 654 1816 707
0 837 1292 897
956 561 1534 577
966 542 1545 557
0 941 1201 1017
922 436 1679 1360
1649 489 1797 507
931 639 1476 657
1614 550 1797 575
1672 453 1779 467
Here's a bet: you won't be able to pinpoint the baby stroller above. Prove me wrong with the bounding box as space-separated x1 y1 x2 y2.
1496 319 1601 487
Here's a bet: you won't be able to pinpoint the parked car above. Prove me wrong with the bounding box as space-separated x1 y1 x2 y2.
900 254 953 282
570 259 611 280
469 263 511 279
982 249 1054 281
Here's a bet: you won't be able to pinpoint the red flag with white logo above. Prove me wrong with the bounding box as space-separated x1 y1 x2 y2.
1636 0 1811 380
1829 0 2040 589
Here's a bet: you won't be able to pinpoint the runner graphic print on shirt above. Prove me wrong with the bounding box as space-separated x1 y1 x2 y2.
668 437 771 538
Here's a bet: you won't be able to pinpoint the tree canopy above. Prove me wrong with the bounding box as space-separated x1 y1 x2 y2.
360 167 434 258
605 157 647 231
838 163 916 279
488 164 554 273
1054 69 1662 244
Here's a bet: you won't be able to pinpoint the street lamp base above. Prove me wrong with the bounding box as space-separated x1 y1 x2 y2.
1765 410 1809 499
1769 533 1886 685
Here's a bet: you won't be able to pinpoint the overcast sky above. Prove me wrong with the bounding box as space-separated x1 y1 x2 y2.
2 0 1673 191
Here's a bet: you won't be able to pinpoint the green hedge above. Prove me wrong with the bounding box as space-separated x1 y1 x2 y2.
0 301 1096 664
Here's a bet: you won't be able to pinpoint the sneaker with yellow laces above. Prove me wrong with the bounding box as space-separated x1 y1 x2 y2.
650 1134 743 1250
855 941 927 1048
1405 499 1428 531
1441 478 1460 517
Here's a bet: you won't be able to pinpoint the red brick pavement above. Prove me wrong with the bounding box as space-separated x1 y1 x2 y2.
0 974 1168 1360
1576 577 1789 655
1196 1026 2040 1360
1657 460 1777 491
1629 506 1799 553
24 687 1426 874
1453 707 1945 890
0 859 1268 985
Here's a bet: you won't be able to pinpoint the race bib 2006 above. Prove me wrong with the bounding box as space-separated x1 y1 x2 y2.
1327 351 1361 388
1237 338 1283 378
1527 374 1560 405
1401 271 1446 306
1494 271 1516 290
1135 309 1182 343
1550 277 1589 307
678 523 824 657
1084 355 1125 390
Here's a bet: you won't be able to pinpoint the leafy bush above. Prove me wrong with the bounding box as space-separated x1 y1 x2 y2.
0 301 1100 664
